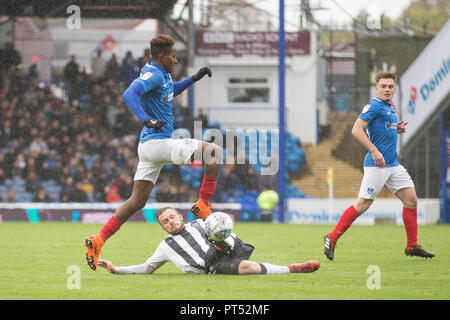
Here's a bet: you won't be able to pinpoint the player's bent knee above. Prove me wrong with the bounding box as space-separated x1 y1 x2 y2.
203 143 222 165
129 195 148 210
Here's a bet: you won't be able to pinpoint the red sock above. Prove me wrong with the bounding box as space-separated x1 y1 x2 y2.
199 176 217 204
329 205 360 241
402 207 418 249
99 216 122 242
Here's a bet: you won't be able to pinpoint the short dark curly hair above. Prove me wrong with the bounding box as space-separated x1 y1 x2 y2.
150 34 175 59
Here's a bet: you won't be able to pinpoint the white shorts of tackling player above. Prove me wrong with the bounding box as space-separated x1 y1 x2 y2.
358 165 415 200
134 138 199 183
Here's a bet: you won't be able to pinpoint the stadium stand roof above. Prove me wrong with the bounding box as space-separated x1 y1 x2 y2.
0 0 178 19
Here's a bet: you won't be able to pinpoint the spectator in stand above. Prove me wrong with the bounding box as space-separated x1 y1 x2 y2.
63 55 80 102
173 107 184 129
113 170 133 200
4 189 17 203
60 176 76 202
195 108 209 129
70 73 89 103
70 181 89 202
104 53 123 84
25 170 41 194
33 187 52 202
0 167 6 185
81 173 95 202
182 107 194 135
28 56 40 79
244 166 261 192
0 41 22 71
90 49 107 81
29 134 49 155
137 48 151 70
39 161 56 181
215 164 241 203
93 171 109 202
89 82 107 124
156 180 174 203
105 185 121 203
121 51 137 87
178 183 190 202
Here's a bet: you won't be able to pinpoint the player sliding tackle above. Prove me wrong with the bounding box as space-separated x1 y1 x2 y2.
323 72 434 260
85 34 220 271
98 207 320 275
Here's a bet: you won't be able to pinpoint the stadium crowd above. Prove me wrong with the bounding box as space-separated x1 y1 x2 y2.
0 44 304 212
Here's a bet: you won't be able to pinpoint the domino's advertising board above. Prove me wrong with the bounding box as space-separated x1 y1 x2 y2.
400 20 450 147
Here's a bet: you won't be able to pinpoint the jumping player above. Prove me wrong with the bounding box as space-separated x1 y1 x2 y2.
85 34 220 271
323 72 434 260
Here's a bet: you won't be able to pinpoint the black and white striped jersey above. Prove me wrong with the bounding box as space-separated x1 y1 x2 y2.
115 219 216 274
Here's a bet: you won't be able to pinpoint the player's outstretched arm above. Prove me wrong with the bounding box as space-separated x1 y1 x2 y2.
192 67 212 82
173 67 212 97
98 258 159 275
98 259 117 273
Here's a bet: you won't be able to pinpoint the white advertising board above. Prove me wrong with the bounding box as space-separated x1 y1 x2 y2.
400 20 450 146
287 198 440 225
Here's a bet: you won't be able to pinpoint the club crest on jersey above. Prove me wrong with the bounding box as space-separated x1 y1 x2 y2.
362 104 371 113
385 121 397 130
367 188 374 194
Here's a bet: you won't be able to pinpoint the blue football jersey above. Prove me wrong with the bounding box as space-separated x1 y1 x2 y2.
358 97 399 167
134 62 174 142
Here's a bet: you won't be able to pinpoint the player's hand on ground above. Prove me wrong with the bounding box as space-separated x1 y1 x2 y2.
397 121 408 134
192 67 212 82
371 149 385 168
144 119 166 131
98 259 116 273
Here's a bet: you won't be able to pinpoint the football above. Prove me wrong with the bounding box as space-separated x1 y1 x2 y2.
205 212 233 241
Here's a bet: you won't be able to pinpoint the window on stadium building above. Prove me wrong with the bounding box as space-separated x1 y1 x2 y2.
227 77 270 103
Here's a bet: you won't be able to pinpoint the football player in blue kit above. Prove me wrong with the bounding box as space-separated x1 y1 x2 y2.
85 34 220 271
323 72 434 260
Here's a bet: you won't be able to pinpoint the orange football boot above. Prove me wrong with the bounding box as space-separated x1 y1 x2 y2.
191 198 212 220
84 234 104 271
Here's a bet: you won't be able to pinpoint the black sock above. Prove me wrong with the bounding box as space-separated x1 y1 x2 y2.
259 263 267 274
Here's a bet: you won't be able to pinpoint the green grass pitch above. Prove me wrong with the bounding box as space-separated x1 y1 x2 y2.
0 222 448 300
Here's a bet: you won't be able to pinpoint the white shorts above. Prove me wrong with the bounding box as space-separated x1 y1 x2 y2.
134 138 199 183
358 165 415 200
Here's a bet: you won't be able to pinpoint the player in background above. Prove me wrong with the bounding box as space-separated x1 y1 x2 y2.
85 34 220 271
323 72 435 261
97 207 320 275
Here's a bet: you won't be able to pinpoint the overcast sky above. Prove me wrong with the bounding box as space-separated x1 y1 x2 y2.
174 0 413 30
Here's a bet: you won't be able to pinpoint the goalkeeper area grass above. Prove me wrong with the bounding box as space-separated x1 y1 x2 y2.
0 222 448 300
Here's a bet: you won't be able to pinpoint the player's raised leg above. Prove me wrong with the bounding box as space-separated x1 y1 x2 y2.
396 187 434 258
191 141 222 220
85 180 154 270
